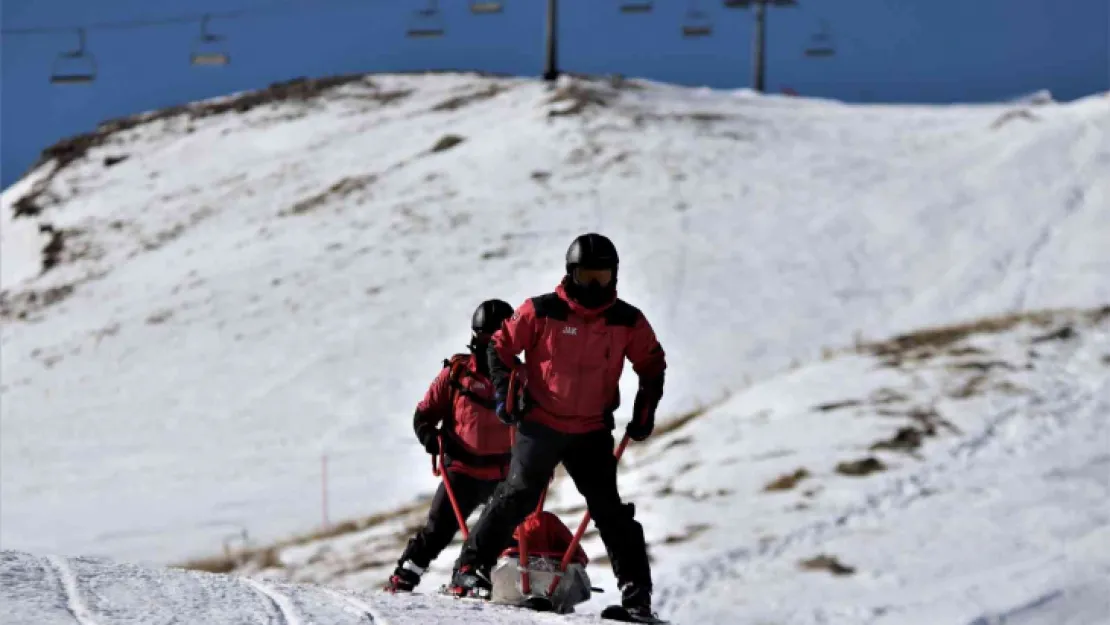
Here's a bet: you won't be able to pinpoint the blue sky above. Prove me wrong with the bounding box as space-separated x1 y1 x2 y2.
2 0 1106 188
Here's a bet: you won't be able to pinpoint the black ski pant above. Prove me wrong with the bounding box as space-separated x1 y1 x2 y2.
455 420 652 589
399 470 499 570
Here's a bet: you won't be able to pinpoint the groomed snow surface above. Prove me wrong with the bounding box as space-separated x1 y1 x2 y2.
1 74 1108 624
4 308 1109 624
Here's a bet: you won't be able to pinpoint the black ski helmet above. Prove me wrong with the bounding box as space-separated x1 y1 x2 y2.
471 299 514 335
565 233 619 278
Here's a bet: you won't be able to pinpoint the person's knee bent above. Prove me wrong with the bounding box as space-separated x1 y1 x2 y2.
591 501 639 533
494 470 546 516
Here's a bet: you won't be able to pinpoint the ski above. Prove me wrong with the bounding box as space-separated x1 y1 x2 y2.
435 584 491 602
384 587 666 621
520 595 555 612
379 586 487 601
600 604 670 624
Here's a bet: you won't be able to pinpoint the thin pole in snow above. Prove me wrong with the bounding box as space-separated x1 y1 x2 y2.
321 453 329 529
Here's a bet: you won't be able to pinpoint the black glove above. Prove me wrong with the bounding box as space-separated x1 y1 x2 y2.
627 376 663 442
495 384 532 428
417 427 439 456
626 408 654 442
495 395 520 426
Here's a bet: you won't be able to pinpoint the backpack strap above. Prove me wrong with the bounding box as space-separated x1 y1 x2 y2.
444 354 497 411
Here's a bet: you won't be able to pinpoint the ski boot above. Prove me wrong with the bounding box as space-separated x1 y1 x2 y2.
600 582 667 623
446 563 492 599
383 561 423 593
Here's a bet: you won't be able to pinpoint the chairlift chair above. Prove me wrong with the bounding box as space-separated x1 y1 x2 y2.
724 0 796 8
190 15 230 66
681 1 713 38
619 1 653 14
407 0 446 38
682 20 713 38
469 0 504 14
50 29 97 84
804 20 836 57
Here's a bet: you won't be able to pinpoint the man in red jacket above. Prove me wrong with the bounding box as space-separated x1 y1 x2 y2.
449 233 666 621
384 299 516 593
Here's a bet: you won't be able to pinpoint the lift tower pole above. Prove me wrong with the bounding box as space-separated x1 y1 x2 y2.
752 0 767 92
727 0 797 93
543 0 559 81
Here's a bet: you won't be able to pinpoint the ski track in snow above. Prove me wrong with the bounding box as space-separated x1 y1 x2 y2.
971 588 1066 624
1013 185 1087 311
1011 115 1107 312
318 586 388 625
44 555 99 625
964 580 1110 625
241 577 304 625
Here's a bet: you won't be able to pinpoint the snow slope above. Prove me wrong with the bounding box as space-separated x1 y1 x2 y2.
3 307 1108 625
0 548 601 625
643 309 1110 625
226 307 1110 625
1 73 1108 569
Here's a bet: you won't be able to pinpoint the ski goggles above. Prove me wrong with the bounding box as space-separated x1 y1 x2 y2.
573 267 614 286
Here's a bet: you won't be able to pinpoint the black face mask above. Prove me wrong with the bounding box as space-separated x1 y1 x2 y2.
567 276 615 308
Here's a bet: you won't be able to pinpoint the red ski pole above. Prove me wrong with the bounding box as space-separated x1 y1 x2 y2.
546 433 631 596
432 434 469 540
505 371 550 598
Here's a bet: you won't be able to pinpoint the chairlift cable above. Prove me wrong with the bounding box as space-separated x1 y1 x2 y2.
1 0 369 36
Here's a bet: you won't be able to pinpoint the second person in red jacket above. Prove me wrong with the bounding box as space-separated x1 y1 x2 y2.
385 299 516 593
448 233 667 622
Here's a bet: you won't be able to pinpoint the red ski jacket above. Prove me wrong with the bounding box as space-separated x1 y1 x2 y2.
414 354 512 480
488 281 667 434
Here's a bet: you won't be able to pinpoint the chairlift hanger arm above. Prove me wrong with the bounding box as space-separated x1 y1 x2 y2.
196 14 226 43
65 28 89 55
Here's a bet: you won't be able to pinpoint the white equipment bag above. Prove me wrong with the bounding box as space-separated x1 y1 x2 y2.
489 554 593 614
